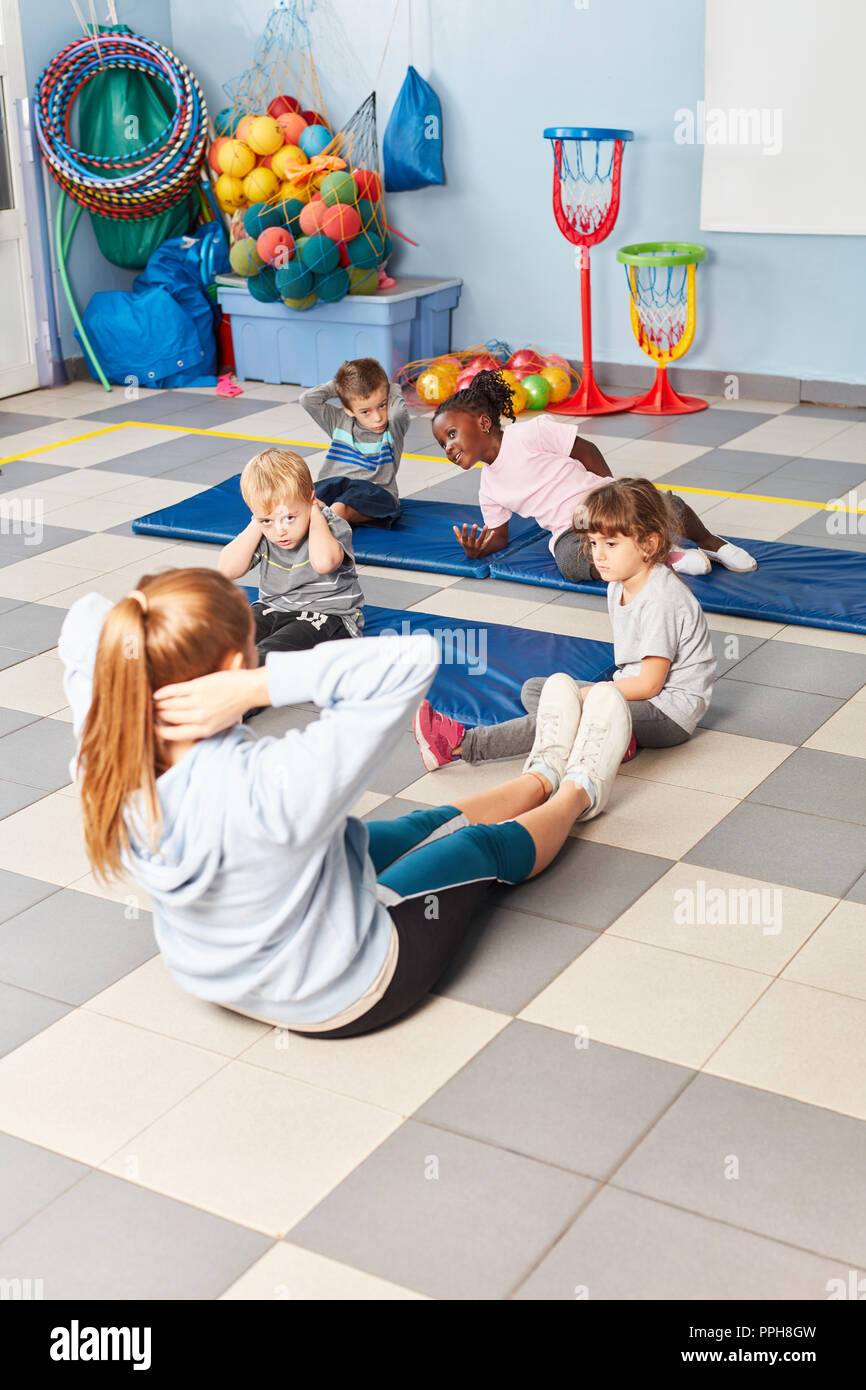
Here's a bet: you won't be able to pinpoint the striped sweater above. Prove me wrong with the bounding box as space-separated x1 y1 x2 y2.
299 380 411 501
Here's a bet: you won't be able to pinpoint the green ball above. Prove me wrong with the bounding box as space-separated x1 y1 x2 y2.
278 196 306 235
275 260 313 299
314 267 350 302
298 232 339 275
521 373 552 410
214 107 235 136
282 292 317 311
320 171 358 206
243 201 285 238
229 237 264 276
380 229 393 261
348 231 384 269
348 265 379 295
248 265 279 303
355 198 384 234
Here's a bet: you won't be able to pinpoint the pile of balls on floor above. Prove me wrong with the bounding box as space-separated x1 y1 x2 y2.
209 95 393 310
407 342 575 412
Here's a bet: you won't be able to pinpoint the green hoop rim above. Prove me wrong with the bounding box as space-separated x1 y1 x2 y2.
616 241 707 267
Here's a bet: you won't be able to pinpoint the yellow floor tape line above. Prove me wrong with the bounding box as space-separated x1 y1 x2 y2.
1 417 864 515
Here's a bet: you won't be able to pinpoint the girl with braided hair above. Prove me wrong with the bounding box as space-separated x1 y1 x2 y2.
431 370 757 582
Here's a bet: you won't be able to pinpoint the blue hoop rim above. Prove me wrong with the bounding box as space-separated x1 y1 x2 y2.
543 127 634 142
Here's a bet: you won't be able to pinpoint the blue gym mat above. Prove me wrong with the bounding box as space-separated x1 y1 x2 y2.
241 592 616 727
488 534 866 635
132 479 543 579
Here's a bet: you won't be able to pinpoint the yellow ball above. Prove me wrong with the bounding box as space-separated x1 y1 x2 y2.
217 139 255 179
242 166 279 203
215 173 246 212
247 115 285 156
540 366 572 403
417 368 454 404
277 179 310 204
272 145 308 179
498 368 527 412
282 292 317 310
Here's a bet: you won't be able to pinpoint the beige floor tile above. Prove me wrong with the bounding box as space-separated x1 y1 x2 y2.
619 729 796 797
0 392 115 419
607 440 712 478
520 934 769 1069
213 408 329 445
85 956 271 1055
720 417 852 455
0 790 91 883
705 611 786 639
226 382 304 403
516 604 612 642
39 498 155 531
399 463 453 495
782 901 866 1000
665 488 725 518
398 755 526 806
804 699 866 758
109 540 219 572
803 423 866 464
100 1060 402 1236
573 777 738 859
357 562 460 588
0 1010 225 1165
577 432 636 453
66 867 153 913
607 862 836 975
408 588 550 627
349 790 389 817
25 425 186 467
696 497 821 539
0 556 106 602
38 533 173 572
221 1242 427 1300
706 980 866 1120
0 470 149 509
50 706 74 725
243 994 508 1115
710 398 795 414
0 651 66 713
773 626 866 657
0 421 110 460
83 477 204 509
44 558 195 607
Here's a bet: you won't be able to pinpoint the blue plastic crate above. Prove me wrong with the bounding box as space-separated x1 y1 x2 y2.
215 275 461 386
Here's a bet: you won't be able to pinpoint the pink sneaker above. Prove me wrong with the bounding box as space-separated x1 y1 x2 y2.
413 700 465 771
621 733 638 763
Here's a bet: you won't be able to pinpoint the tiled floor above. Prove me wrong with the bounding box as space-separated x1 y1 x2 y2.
0 379 865 1301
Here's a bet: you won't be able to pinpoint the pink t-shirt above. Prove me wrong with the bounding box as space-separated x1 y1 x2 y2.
478 416 609 555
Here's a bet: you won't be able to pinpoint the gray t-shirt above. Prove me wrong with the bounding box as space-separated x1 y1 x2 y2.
607 563 716 733
250 506 365 635
298 380 411 500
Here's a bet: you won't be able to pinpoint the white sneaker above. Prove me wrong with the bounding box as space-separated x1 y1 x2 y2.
702 540 758 572
669 547 712 576
522 673 584 792
563 682 633 821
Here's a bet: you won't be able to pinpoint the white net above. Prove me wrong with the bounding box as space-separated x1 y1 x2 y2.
554 138 619 239
626 263 690 357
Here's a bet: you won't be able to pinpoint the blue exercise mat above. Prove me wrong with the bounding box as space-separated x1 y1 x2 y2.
488 534 866 635
240 591 615 727
132 480 542 579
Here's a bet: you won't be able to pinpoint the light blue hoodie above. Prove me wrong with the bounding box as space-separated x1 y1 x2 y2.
58 594 439 1026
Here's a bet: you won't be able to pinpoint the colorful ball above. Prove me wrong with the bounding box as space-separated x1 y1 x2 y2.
508 347 546 378
298 232 340 275
319 171 357 205
207 137 228 172
298 200 330 236
416 368 455 405
276 196 307 235
521 374 551 410
302 110 328 126
314 266 350 302
229 237 264 276
247 116 285 156
498 370 527 414
337 241 351 268
380 229 393 261
272 144 308 178
235 114 263 144
348 265 379 295
277 180 310 206
242 166 278 204
298 124 333 159
282 291 317 311
275 260 314 299
214 107 236 137
353 168 381 202
256 226 294 265
276 112 308 147
455 366 480 391
540 366 572 403
243 201 287 238
215 174 246 212
248 265 280 303
321 203 361 242
347 231 384 269
267 94 301 119
355 198 380 233
217 139 255 179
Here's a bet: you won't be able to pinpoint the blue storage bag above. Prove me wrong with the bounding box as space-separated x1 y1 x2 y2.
383 65 443 192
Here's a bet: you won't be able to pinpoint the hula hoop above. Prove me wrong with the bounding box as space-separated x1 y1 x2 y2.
617 241 707 268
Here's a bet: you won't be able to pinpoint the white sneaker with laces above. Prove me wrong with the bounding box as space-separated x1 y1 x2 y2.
702 540 758 572
563 682 633 821
522 673 584 793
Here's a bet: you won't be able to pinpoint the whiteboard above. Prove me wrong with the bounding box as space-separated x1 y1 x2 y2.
699 0 866 235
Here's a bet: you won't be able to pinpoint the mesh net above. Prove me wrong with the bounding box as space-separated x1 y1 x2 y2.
625 262 690 357
222 0 330 126
552 137 621 242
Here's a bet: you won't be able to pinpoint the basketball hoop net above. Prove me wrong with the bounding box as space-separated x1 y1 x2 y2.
617 242 708 414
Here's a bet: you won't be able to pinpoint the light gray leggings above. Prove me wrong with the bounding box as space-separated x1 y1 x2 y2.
461 677 690 763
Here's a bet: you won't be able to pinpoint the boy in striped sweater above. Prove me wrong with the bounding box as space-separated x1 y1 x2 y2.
300 358 411 528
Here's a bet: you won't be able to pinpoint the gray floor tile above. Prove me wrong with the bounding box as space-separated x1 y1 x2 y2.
709 630 766 676
0 412 57 437
642 411 772 447
701 677 843 744
0 647 32 671
550 589 608 612
0 1170 271 1300
777 526 866 553
159 456 252 485
749 472 861 503
573 411 665 439
0 460 73 493
761 456 866 487
0 597 22 616
433 903 595 1014
684 800 866 897
78 390 209 424
788 404 866 424
748 748 866 826
0 779 49 817
0 889 157 1004
451 574 551 603
417 1021 693 1179
0 605 66 655
91 432 245 473
149 399 287 430
366 729 428 795
413 469 481 504
0 707 38 737
725 640 866 698
0 1132 87 1243
0 525 91 566
404 419 438 452
0 718 75 792
499 839 673 929
363 797 430 821
359 574 441 609
669 447 800 477
514 1185 854 1300
0 981 70 1059
846 872 866 904
0 870 59 924
654 460 772 491
287 1118 595 1300
614 1073 866 1266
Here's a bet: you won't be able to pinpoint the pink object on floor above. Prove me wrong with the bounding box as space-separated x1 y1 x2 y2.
413 700 465 771
216 373 243 397
621 733 638 763
377 268 397 289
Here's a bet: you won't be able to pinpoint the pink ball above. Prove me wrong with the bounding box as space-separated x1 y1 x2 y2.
298 200 330 235
321 202 362 242
276 111 308 146
508 347 545 375
256 226 294 265
456 366 480 391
